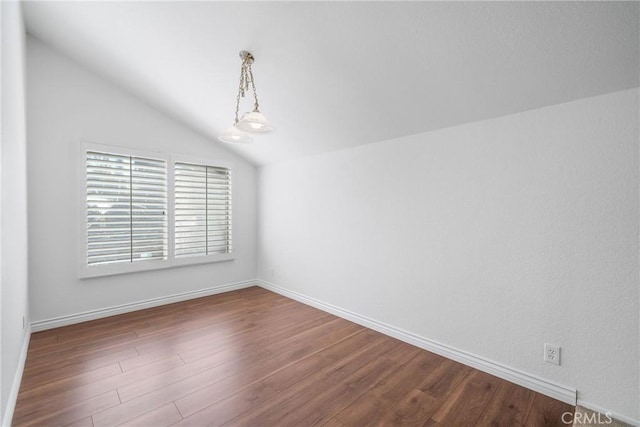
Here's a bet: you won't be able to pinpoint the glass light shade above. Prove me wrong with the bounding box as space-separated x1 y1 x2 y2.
218 126 253 144
236 111 275 133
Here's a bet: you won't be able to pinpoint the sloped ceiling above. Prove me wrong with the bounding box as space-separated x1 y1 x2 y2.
23 1 639 165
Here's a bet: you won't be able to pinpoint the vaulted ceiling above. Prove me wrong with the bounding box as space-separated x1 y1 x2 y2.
23 1 639 165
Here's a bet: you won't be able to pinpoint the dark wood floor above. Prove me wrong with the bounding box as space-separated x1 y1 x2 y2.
14 287 573 426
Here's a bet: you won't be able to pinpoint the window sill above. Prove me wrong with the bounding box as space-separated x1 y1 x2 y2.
78 253 235 279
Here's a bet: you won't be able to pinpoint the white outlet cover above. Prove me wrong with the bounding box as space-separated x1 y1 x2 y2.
544 343 561 366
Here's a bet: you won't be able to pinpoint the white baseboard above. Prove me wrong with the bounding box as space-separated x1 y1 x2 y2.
577 400 640 427
31 280 256 332
2 326 31 427
258 279 577 406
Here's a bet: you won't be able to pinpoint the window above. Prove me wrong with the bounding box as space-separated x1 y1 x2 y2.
80 144 233 278
86 151 167 266
175 162 232 258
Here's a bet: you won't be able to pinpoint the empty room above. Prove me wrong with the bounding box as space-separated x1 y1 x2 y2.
1 1 638 426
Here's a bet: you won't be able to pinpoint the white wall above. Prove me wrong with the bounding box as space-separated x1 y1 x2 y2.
258 89 639 421
1 0 30 423
26 36 257 322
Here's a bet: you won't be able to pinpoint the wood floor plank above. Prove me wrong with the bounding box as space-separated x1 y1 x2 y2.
14 287 574 427
16 356 185 417
93 320 362 426
276 357 400 427
384 341 422 365
13 390 120 427
117 317 356 403
524 394 575 427
27 333 58 352
174 330 392 426
419 358 471 401
430 370 503 425
475 380 536 426
333 351 447 426
20 347 139 391
221 337 403 427
122 318 266 371
322 418 347 427
376 388 441 426
175 307 332 364
16 363 122 405
63 416 94 427
132 299 298 339
130 302 328 359
173 320 368 420
175 332 376 422
24 331 140 371
118 403 183 427
131 315 256 356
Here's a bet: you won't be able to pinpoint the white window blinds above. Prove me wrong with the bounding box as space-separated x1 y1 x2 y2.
86 151 167 266
175 162 232 258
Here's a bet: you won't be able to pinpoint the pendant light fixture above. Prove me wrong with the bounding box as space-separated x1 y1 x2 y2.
218 50 274 144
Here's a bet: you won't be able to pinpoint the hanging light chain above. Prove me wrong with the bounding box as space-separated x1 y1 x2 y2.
234 57 247 124
247 61 260 113
233 53 261 124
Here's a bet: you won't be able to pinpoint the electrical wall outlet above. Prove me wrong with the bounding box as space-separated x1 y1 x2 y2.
544 343 561 366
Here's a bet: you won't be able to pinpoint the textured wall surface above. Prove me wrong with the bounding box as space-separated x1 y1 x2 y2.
1 0 30 421
258 89 639 421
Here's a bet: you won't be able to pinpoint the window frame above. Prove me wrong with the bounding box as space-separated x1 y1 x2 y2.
78 143 234 279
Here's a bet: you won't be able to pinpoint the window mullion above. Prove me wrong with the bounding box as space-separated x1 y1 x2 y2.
129 156 133 263
205 166 209 256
